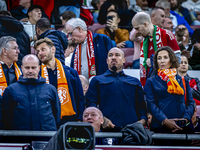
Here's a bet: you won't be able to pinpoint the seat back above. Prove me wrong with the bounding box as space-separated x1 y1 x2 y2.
190 25 200 31
196 105 200 117
121 48 134 69
88 23 106 33
31 46 37 55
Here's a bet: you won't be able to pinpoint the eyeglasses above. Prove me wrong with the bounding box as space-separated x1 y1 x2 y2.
68 28 77 37
6 47 20 52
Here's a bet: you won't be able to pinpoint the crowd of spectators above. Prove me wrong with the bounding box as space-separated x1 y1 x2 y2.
0 0 200 147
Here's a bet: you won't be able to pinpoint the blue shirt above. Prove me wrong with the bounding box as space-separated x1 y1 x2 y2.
86 69 147 128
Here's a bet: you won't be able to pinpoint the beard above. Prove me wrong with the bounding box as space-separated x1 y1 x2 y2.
40 53 53 64
111 65 117 72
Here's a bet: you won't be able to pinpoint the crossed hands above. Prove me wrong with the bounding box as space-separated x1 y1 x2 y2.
162 118 188 132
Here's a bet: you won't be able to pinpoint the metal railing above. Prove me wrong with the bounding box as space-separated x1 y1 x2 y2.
0 130 200 140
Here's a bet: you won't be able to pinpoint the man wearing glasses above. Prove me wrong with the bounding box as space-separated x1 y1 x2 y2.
65 18 114 80
0 36 22 129
35 18 68 65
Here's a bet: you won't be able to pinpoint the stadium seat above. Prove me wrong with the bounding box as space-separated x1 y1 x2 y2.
121 48 134 69
31 46 37 55
196 105 200 117
190 25 200 31
88 23 106 33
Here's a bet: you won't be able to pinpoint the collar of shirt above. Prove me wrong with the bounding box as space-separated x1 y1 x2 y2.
0 61 14 68
105 69 127 77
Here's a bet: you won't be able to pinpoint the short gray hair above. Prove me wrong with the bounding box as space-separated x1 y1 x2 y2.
66 18 87 31
0 36 17 55
155 0 170 9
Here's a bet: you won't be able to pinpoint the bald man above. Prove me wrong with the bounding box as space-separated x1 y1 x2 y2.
131 11 180 86
86 47 147 131
1 54 60 142
150 7 165 28
83 107 104 132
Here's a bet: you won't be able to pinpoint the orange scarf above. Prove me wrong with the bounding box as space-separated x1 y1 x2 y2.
0 62 21 96
41 58 76 118
73 30 96 79
158 68 184 95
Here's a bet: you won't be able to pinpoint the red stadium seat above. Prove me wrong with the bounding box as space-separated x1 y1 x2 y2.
121 48 134 69
31 46 37 55
190 25 200 31
88 23 106 33
196 105 200 117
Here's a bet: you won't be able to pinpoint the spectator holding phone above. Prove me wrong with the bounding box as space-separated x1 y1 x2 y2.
97 9 133 48
144 46 195 146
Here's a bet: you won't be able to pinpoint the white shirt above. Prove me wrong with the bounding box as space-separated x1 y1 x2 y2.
182 0 200 11
81 37 89 79
22 21 35 46
170 13 178 35
65 53 73 67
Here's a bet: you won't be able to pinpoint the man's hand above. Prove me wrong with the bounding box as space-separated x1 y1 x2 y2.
194 43 200 50
162 118 183 132
117 41 126 48
181 49 191 58
102 117 115 129
137 119 146 126
129 28 143 43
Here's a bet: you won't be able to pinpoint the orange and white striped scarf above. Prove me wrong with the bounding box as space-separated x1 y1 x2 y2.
73 30 96 79
41 58 76 118
0 62 21 96
158 68 184 95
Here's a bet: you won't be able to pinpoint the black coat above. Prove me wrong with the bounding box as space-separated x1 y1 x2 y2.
0 16 31 67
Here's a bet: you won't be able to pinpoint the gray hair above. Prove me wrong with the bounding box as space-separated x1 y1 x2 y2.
0 36 17 55
155 0 170 9
65 18 87 31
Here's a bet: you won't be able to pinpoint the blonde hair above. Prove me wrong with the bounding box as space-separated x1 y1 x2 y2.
34 37 54 49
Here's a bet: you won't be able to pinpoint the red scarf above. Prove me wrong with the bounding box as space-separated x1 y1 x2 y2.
158 68 184 95
140 26 167 86
73 30 96 79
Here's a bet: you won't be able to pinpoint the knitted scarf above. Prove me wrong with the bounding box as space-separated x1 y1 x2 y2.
140 25 164 86
41 58 76 118
143 25 158 70
73 30 96 79
158 68 184 95
0 62 21 96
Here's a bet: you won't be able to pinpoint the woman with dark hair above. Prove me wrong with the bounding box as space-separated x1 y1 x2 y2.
177 55 200 104
144 46 195 145
97 0 136 28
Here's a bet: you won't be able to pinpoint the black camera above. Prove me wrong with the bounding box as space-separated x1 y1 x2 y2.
43 122 95 150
